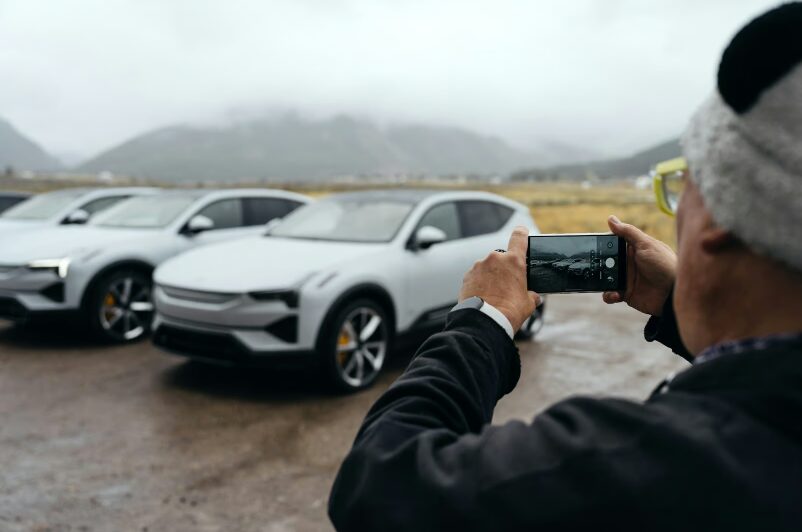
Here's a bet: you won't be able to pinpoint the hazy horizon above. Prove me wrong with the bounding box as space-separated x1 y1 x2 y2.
0 0 781 162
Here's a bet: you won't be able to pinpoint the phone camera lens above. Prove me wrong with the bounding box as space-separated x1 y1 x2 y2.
607 242 614 248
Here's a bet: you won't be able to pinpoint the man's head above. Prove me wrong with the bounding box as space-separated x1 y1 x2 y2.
674 2 802 353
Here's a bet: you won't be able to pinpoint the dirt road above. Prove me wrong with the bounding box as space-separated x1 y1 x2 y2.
0 294 687 531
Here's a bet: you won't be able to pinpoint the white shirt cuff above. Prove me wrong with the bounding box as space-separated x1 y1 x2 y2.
478 302 515 340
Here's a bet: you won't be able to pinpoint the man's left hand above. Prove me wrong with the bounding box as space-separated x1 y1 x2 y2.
459 226 540 332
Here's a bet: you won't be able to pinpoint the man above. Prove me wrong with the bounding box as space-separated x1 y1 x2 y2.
329 4 802 530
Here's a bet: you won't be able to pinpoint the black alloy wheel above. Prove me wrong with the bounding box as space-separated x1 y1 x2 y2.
321 299 391 392
88 269 154 342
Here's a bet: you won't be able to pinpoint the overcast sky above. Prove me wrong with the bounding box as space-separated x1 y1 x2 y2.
0 0 781 162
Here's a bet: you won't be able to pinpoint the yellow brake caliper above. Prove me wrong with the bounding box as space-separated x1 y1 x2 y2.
104 293 116 320
337 331 351 366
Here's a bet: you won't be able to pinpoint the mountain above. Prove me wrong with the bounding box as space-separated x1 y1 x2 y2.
511 138 681 181
0 118 62 172
78 114 540 182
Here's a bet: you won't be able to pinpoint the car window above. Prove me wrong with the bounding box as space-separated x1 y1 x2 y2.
1 189 86 220
92 195 200 229
458 201 514 237
416 202 461 241
79 196 129 216
269 197 414 242
243 198 304 226
0 197 24 213
196 199 244 229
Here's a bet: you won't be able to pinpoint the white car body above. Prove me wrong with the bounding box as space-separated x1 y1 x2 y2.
0 187 158 238
151 190 541 388
0 188 311 341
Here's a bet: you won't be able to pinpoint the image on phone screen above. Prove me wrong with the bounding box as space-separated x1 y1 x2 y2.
527 234 626 294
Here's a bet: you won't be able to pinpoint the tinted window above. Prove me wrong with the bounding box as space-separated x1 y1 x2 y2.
458 201 514 237
79 196 129 216
197 199 244 229
417 202 460 241
243 198 304 226
0 197 25 213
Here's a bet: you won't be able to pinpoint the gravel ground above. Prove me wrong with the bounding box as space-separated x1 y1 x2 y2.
0 294 688 531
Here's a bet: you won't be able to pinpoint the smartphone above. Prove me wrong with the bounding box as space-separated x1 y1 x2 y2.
527 233 626 294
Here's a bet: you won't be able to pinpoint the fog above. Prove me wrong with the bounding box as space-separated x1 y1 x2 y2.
0 0 780 162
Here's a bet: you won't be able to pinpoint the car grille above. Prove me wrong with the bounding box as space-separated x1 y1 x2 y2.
153 325 250 362
159 285 237 304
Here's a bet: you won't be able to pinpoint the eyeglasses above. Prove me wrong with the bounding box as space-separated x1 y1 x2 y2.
651 157 688 216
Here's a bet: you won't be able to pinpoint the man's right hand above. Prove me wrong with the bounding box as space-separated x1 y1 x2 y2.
602 216 677 317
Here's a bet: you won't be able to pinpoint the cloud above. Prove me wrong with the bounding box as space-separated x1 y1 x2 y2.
0 0 780 161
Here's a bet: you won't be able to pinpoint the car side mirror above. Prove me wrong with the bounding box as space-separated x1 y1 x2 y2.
186 214 214 235
413 225 447 250
263 217 282 235
64 209 90 225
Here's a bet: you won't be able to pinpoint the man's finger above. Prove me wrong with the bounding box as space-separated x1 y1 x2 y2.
528 291 541 308
603 291 622 304
507 226 529 256
608 215 646 243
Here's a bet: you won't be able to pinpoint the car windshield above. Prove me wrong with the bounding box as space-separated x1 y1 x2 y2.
91 195 198 229
0 189 86 221
269 197 415 242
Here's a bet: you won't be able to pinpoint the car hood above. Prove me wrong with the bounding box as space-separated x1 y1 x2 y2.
0 219 45 236
155 236 387 293
0 226 161 264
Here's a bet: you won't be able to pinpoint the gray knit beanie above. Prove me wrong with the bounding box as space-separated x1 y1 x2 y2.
681 2 802 272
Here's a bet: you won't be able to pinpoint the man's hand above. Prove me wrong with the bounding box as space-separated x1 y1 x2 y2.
459 226 540 332
602 216 677 316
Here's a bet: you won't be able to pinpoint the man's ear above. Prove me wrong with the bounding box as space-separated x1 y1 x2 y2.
700 226 738 253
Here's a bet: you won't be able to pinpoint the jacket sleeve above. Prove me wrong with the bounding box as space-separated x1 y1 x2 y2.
328 309 701 531
644 288 693 361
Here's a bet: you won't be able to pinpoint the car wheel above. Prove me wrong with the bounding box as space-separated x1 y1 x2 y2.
515 298 546 341
87 269 154 343
320 299 391 392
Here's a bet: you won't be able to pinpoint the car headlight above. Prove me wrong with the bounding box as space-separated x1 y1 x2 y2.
26 258 71 279
248 289 299 308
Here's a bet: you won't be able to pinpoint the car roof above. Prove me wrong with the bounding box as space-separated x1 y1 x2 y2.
321 189 441 203
323 188 523 208
154 188 310 202
35 187 158 197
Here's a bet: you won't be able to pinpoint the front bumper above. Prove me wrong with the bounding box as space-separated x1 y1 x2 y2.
0 266 78 322
152 315 316 368
151 284 322 367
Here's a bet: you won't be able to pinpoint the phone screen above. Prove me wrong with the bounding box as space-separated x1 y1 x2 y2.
527 234 626 293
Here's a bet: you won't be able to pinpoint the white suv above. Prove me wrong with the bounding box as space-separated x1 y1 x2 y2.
0 188 310 342
152 189 545 391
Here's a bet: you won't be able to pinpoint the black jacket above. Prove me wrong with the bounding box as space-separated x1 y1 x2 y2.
329 299 802 531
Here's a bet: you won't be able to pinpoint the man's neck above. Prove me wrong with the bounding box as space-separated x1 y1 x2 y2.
697 259 802 353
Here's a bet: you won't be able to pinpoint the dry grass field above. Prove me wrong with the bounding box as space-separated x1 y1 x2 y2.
477 183 676 246
0 177 676 247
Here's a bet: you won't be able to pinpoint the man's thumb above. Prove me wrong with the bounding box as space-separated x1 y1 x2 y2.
608 215 643 242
